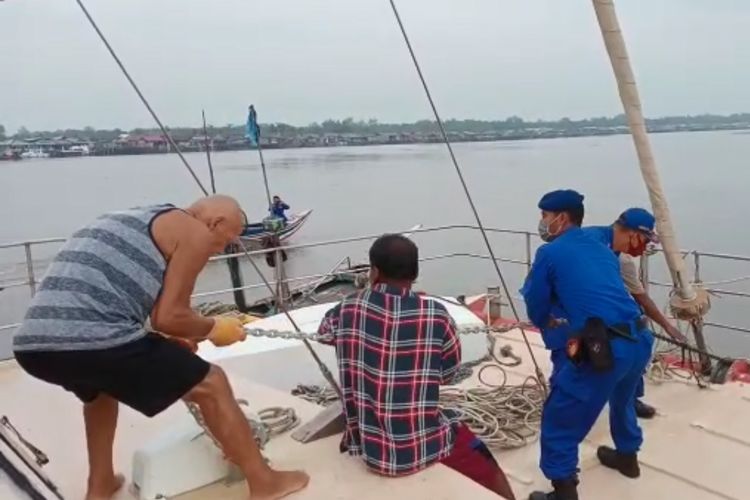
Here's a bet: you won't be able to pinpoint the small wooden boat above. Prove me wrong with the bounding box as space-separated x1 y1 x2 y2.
239 209 312 247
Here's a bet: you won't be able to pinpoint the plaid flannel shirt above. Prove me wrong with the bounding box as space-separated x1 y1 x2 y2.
317 283 462 476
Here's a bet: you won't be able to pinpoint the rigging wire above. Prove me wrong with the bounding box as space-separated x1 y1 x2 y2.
73 0 343 400
74 0 208 196
387 0 547 392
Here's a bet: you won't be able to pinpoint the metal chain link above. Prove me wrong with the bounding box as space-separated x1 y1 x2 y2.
185 400 299 452
244 322 530 343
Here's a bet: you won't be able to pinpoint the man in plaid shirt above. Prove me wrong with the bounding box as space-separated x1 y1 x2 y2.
318 234 515 499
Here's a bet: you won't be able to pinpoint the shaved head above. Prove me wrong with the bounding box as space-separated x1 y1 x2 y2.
188 194 241 216
186 195 246 251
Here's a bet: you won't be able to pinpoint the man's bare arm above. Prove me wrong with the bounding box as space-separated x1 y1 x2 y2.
632 292 686 343
619 253 686 343
151 214 215 339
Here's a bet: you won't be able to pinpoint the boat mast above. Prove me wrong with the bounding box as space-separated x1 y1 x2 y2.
202 109 249 311
591 1 710 328
247 105 273 208
202 109 217 194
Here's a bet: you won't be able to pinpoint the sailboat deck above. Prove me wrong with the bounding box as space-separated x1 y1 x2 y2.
1 300 748 499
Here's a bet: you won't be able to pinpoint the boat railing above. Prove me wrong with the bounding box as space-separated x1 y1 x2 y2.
1 226 749 341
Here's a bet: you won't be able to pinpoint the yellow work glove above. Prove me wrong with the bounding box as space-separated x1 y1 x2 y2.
208 317 247 347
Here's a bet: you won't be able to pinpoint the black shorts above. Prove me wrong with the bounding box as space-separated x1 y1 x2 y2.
14 333 211 417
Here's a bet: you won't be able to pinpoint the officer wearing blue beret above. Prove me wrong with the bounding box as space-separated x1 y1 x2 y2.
522 189 654 500
583 208 686 419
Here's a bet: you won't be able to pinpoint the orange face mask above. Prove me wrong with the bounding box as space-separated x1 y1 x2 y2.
628 235 648 257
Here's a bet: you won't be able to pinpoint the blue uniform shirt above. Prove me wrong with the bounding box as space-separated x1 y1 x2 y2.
521 227 641 336
538 303 572 351
582 225 615 251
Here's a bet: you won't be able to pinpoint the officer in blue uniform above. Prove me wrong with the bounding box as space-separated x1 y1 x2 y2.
522 190 654 500
583 208 686 418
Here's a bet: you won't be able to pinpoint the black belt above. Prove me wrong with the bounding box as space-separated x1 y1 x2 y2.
567 316 647 372
608 316 647 342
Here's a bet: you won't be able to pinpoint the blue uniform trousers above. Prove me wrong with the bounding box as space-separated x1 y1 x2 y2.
635 375 645 399
552 349 648 399
549 348 567 386
540 329 654 480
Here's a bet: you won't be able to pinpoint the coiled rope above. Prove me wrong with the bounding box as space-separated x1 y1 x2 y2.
185 399 300 452
290 336 544 450
645 302 739 387
647 322 712 389
441 373 544 449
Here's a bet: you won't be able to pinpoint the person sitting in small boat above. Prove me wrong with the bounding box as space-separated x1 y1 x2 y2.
317 234 516 499
582 208 687 419
269 195 290 223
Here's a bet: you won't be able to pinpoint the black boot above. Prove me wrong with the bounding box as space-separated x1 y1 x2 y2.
528 478 579 500
635 399 656 419
597 445 640 478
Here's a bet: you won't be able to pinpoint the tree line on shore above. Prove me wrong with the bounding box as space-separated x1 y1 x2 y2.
3 112 750 142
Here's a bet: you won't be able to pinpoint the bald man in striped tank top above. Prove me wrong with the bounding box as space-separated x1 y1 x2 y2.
13 195 309 500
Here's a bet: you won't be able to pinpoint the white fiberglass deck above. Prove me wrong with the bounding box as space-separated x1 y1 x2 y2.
1 299 749 499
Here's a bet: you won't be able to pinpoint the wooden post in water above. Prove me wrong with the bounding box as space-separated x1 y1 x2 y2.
227 247 248 312
272 240 290 310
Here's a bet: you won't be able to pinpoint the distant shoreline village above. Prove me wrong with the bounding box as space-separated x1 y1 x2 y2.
2 114 749 160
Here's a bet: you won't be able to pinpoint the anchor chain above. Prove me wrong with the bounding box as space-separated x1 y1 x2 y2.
242 322 530 343
185 400 300 452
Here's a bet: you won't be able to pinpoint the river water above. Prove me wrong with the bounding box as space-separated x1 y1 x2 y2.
2 131 749 359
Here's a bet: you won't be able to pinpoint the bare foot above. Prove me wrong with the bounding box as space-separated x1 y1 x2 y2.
250 470 310 500
85 473 125 500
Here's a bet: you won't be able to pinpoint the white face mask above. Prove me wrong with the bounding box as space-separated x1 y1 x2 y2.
538 214 563 242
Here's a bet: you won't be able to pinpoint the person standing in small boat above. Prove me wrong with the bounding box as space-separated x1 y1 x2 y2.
12 195 309 500
582 208 687 419
269 195 290 224
317 234 516 499
522 190 654 500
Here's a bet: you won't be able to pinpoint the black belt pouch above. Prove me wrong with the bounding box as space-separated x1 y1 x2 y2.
580 317 614 373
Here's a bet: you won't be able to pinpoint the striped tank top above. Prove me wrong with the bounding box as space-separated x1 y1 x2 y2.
13 204 177 352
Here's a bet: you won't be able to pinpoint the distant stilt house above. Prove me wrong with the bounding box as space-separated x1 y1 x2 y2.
113 134 169 154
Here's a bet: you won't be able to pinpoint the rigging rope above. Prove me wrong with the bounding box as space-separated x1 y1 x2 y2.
387 0 547 394
185 400 299 452
291 336 544 450
74 0 209 196
644 308 736 388
73 0 344 402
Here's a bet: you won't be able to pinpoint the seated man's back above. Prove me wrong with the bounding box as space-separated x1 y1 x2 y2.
319 284 461 475
319 234 516 499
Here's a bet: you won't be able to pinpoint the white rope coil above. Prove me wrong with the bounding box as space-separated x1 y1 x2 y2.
290 338 544 450
185 399 300 452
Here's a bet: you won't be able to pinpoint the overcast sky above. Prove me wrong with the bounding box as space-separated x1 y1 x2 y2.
2 0 749 133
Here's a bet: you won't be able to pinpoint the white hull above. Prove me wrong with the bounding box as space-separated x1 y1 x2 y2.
2 295 748 499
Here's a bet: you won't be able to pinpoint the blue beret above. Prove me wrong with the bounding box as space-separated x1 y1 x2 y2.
617 208 657 241
538 189 585 212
